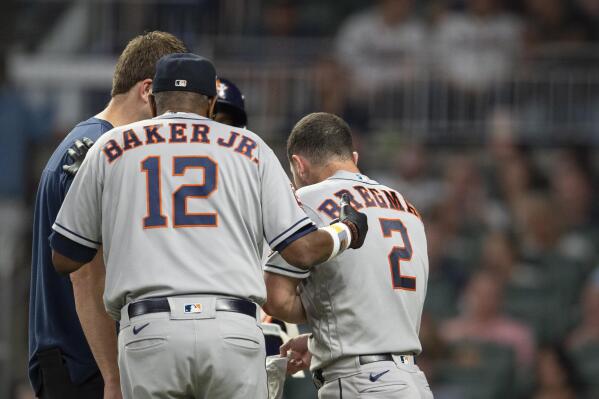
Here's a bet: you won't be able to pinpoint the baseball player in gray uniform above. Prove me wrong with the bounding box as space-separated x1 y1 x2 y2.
263 113 433 398
49 54 368 399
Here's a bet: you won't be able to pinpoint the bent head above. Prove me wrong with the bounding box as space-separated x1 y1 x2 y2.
111 31 187 121
287 112 358 188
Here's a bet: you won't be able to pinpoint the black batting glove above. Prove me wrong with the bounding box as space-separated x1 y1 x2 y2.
62 137 95 177
339 193 368 249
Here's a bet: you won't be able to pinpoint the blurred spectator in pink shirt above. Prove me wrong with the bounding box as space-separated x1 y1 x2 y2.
441 271 536 367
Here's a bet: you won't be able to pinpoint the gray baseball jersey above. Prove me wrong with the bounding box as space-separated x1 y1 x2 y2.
264 170 429 371
53 111 315 320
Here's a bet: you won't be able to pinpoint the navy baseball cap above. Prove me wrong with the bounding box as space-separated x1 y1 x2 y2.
152 53 217 97
215 78 247 127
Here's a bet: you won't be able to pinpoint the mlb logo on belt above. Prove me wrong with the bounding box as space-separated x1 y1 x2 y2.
175 79 187 87
184 304 203 313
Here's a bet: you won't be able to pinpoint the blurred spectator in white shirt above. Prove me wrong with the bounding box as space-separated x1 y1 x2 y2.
334 0 426 94
433 0 523 90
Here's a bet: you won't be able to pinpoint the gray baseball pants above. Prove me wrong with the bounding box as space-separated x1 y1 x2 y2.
317 356 433 399
118 296 268 399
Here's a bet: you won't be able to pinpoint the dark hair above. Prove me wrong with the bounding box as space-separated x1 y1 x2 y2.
154 91 211 115
111 31 187 97
287 112 354 164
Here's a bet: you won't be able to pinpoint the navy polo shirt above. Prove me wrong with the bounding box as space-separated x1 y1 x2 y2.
28 117 113 393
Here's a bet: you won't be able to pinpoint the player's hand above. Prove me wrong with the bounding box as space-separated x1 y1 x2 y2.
339 194 368 249
62 137 95 176
280 334 312 375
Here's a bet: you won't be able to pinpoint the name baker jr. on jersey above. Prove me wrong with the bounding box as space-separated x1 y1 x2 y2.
102 123 260 165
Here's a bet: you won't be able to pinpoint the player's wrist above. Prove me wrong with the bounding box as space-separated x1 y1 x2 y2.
341 220 359 247
337 193 368 249
101 372 121 386
320 222 352 261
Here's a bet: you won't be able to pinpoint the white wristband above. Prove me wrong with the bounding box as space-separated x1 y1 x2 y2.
321 222 353 261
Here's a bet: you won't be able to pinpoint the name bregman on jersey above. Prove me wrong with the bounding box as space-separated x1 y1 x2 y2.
316 187 421 220
101 123 260 165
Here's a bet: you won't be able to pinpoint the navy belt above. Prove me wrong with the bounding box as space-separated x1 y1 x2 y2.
128 297 256 319
358 354 394 365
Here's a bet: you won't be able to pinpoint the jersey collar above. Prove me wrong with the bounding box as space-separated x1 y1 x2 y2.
153 111 209 121
326 170 379 185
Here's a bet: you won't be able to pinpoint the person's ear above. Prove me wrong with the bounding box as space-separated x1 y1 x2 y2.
139 79 153 104
148 93 157 118
290 154 306 177
352 151 359 166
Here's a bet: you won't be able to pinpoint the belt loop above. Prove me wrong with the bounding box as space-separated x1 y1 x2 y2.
120 303 131 329
353 354 361 369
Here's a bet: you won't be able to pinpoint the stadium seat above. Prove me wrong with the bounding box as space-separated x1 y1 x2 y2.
424 277 460 321
436 340 516 399
503 281 574 344
568 341 599 398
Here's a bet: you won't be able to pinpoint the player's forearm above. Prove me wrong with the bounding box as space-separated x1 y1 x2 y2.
280 229 333 269
264 294 306 324
281 217 357 270
70 252 121 387
263 272 307 324
286 295 307 324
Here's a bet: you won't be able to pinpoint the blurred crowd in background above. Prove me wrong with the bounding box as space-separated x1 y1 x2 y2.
1 0 599 398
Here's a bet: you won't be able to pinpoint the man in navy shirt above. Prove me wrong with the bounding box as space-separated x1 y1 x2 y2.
29 31 186 399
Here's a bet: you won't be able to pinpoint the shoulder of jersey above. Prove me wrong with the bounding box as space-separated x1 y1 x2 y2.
90 119 151 152
182 117 268 148
95 118 267 147
220 122 266 145
296 179 340 205
296 174 385 198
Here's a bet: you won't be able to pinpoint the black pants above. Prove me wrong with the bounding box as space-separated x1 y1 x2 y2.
37 348 104 399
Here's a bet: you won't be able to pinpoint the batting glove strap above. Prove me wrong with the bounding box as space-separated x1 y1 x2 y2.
321 222 352 262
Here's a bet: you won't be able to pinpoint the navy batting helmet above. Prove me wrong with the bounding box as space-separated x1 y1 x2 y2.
215 78 247 128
